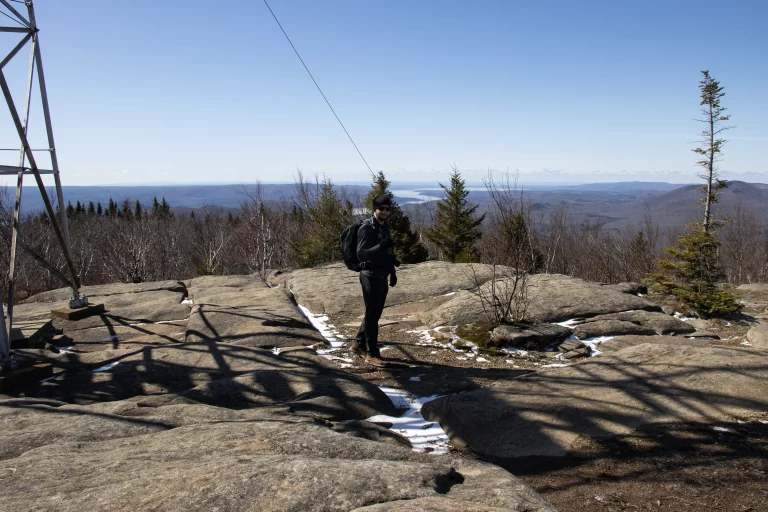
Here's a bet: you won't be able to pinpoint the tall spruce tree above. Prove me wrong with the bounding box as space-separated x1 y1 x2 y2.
426 168 485 262
364 171 428 264
647 71 741 317
694 70 732 232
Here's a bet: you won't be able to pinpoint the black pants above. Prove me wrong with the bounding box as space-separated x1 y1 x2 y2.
356 270 389 357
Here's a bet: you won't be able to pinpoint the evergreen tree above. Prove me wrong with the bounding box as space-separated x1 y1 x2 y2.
151 196 160 217
97 202 103 216
161 197 171 217
65 201 75 218
694 70 732 232
648 230 742 317
426 168 485 262
134 200 143 219
107 198 117 218
291 177 352 268
647 72 741 318
120 199 133 220
364 171 428 264
87 201 96 216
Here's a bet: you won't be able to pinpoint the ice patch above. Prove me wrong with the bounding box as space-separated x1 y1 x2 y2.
674 312 693 321
741 340 752 346
92 361 120 372
297 304 346 362
500 346 528 357
578 336 615 356
711 426 734 433
409 375 422 382
368 387 451 454
181 297 193 305
543 363 570 368
555 318 580 328
442 292 456 296
408 327 470 354
475 357 488 363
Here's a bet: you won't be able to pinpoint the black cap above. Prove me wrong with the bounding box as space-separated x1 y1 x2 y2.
372 194 392 210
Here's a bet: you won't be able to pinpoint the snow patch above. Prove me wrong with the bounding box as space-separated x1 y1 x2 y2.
297 304 345 361
500 346 528 357
368 387 451 454
578 336 615 356
543 363 570 368
711 426 734 433
442 292 456 296
92 361 120 373
741 340 752 346
555 318 580 328
181 297 193 305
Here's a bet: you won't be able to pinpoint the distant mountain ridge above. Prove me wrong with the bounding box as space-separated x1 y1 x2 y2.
602 181 768 229
8 182 766 231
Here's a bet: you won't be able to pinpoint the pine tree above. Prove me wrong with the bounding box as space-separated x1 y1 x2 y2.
694 70 732 233
648 230 742 317
65 201 75 218
97 202 103 216
426 168 485 262
647 72 741 317
364 171 428 264
107 198 117 218
134 200 143 220
161 197 171 217
291 177 352 267
87 201 96 216
121 199 133 220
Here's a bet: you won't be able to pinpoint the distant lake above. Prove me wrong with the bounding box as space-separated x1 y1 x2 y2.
390 189 442 204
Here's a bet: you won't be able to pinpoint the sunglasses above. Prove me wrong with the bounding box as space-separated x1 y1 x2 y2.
377 206 391 211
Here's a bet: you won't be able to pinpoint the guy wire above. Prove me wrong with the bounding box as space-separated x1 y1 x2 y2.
262 0 374 174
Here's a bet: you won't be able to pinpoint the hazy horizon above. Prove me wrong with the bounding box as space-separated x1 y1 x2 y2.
0 1 766 188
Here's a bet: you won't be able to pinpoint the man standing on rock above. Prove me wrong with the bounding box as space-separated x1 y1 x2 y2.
352 194 400 367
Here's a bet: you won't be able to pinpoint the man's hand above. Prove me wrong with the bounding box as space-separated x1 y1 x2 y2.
389 273 398 288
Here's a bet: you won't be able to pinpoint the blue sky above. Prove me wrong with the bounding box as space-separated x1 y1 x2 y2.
0 0 766 186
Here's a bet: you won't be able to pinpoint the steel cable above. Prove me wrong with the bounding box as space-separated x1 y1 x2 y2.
262 0 374 174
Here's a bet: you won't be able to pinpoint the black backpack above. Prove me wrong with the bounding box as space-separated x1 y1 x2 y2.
340 218 369 271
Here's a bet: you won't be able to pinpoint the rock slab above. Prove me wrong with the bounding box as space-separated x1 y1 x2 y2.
491 323 572 349
423 344 768 460
746 321 768 349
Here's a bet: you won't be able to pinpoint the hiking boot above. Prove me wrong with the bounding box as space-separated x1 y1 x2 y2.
365 355 388 367
349 341 366 357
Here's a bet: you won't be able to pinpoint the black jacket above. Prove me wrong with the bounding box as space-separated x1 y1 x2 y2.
357 217 397 277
